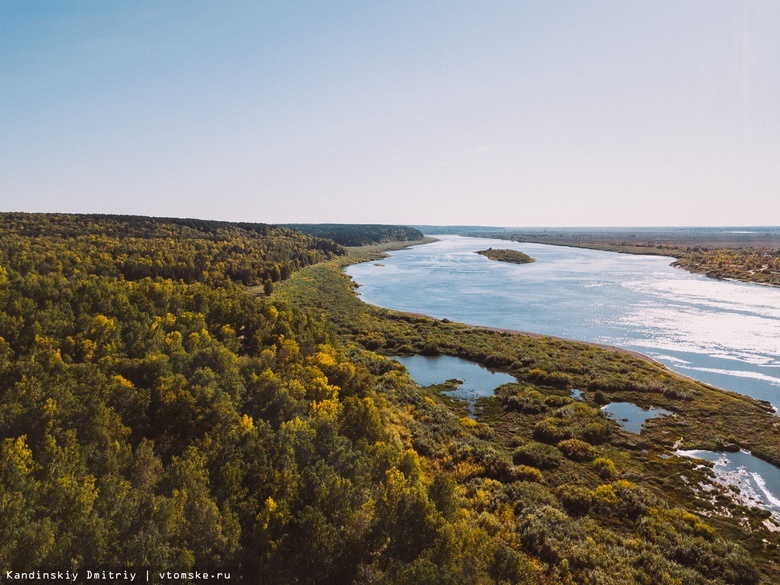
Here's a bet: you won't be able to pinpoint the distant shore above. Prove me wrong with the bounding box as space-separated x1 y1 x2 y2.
468 229 780 287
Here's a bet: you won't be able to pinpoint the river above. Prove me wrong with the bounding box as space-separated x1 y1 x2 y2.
345 235 780 411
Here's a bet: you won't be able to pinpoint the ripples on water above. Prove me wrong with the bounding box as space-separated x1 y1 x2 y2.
676 449 780 522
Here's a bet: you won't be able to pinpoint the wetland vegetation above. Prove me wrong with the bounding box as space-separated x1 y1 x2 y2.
272 240 780 583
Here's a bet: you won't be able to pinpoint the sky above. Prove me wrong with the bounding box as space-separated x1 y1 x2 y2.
1 1 779 227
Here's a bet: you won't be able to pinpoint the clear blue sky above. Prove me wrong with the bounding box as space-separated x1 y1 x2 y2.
1 1 778 226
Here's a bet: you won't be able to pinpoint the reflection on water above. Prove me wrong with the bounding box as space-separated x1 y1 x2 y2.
601 402 673 434
676 449 780 522
347 235 780 410
392 354 516 412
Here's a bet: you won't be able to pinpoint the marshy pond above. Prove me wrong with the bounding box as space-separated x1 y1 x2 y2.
392 354 516 411
570 390 674 434
601 402 673 434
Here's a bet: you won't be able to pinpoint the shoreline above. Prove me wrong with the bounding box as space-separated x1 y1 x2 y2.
346 237 763 394
386 307 660 366
348 239 667 365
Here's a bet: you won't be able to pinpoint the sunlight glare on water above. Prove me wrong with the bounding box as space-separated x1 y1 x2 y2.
346 235 780 409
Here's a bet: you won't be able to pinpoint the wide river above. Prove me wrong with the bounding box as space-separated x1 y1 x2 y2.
346 235 780 410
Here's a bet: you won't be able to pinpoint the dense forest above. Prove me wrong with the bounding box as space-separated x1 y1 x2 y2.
0 213 777 583
281 224 424 247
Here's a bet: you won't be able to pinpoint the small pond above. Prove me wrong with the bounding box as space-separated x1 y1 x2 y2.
392 354 516 412
676 449 780 522
601 402 673 434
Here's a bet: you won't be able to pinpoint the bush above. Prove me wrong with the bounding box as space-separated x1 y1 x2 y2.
499 481 561 514
593 480 654 520
557 439 596 462
582 421 610 444
544 394 572 408
513 465 544 483
527 368 572 389
533 417 573 443
593 457 617 479
556 484 594 516
503 389 547 414
489 543 538 584
513 442 563 470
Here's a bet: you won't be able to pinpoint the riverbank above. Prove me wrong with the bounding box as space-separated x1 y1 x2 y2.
268 244 780 580
346 234 780 412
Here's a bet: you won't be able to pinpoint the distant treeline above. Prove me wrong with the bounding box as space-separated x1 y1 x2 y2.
0 213 344 287
412 225 507 235
282 223 424 246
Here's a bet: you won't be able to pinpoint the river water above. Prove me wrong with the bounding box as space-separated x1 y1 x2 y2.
346 234 780 516
346 235 780 410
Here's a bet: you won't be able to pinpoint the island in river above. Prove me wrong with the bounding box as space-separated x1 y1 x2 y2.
466 227 780 286
476 247 536 264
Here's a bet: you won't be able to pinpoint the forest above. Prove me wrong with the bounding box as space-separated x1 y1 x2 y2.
0 213 777 584
281 224 424 247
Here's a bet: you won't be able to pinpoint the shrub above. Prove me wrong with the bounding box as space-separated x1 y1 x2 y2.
429 474 458 521
513 465 544 483
587 377 626 393
582 421 610 444
593 457 617 479
527 368 572 389
557 439 596 462
499 481 561 514
533 417 573 443
544 394 572 407
503 389 546 414
513 442 563 470
637 508 759 583
556 484 594 516
489 543 537 584
593 480 654 520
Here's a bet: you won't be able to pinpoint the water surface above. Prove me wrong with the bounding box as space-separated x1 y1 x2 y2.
601 402 673 434
676 449 780 522
392 354 516 411
347 235 780 410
